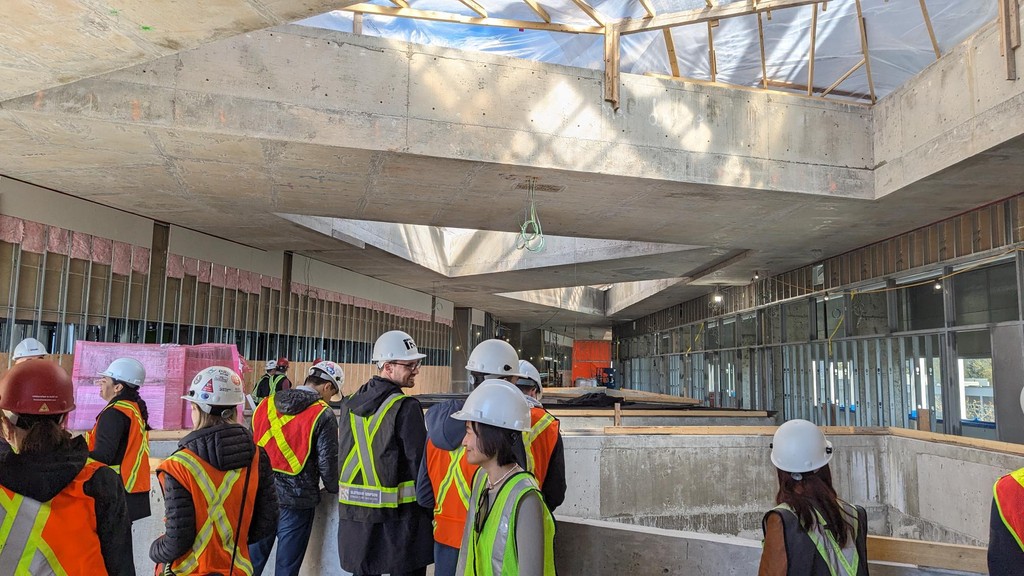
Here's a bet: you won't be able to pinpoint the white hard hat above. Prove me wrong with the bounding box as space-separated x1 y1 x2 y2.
13 338 48 360
264 360 277 371
516 360 543 391
452 379 531 432
465 339 519 377
770 419 833 474
371 330 427 366
100 358 145 387
183 366 245 413
310 360 344 387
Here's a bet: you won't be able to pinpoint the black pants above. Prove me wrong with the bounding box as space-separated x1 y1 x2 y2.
354 569 427 576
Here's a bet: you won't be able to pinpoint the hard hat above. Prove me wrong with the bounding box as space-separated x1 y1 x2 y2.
182 366 245 413
371 330 427 365
265 360 277 371
12 338 48 360
770 419 833 474
451 379 531 432
465 339 519 377
0 361 75 415
276 357 290 369
310 360 344 387
99 358 145 387
516 360 543 391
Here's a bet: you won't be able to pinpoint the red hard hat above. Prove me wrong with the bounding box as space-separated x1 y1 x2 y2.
0 361 75 415
277 357 289 367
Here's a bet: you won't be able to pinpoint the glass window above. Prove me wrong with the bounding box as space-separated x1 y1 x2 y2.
897 279 944 331
954 262 1018 325
957 330 995 439
851 291 888 336
784 301 810 342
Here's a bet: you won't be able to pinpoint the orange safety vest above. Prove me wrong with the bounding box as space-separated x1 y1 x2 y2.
0 459 108 575
157 448 260 576
87 400 151 494
994 467 1024 552
524 407 559 487
425 441 478 548
252 397 332 475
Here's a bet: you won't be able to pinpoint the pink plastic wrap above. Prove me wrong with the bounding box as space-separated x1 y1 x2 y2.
70 342 242 431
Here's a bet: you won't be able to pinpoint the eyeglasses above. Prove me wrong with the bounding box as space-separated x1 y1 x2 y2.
390 361 421 370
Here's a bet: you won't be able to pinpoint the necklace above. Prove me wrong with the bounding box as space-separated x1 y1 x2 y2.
486 464 520 490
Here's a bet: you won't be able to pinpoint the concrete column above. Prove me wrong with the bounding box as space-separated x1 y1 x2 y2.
146 222 169 341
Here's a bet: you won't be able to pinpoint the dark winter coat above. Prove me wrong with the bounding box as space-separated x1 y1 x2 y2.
150 423 279 565
0 435 135 576
337 376 433 574
265 386 339 509
88 391 152 521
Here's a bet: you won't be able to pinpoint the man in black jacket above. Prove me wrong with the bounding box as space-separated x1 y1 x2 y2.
249 360 342 576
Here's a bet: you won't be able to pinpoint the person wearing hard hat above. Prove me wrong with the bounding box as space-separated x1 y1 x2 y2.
987 388 1024 574
338 330 433 576
253 357 292 406
12 336 48 364
86 357 153 529
514 359 566 513
452 380 556 575
759 419 868 576
0 361 134 575
249 360 343 576
150 366 279 575
416 339 523 576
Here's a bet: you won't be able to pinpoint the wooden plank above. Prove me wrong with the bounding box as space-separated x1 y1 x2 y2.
602 425 884 436
616 0 821 35
389 0 410 8
664 29 681 77
887 427 1024 457
757 12 769 89
764 79 867 101
456 0 489 18
918 0 941 59
570 0 607 26
521 0 552 23
707 21 717 82
613 402 622 426
867 535 987 574
342 3 604 34
854 0 876 103
821 59 864 97
604 26 621 108
547 409 771 417
638 0 657 17
352 12 363 34
544 386 699 405
807 2 817 96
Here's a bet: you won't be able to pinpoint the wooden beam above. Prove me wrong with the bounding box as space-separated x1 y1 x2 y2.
547 409 771 417
352 12 363 34
570 0 607 26
604 25 621 109
456 0 488 18
918 0 941 60
867 536 986 574
638 0 657 18
998 0 1020 80
707 21 717 82
854 0 876 103
820 58 864 97
664 29 681 77
645 73 871 106
616 0 821 35
389 0 410 8
807 2 818 96
757 12 768 89
342 3 604 34
521 0 552 23
765 78 867 101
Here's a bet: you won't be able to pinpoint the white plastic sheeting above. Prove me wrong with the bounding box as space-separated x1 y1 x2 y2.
298 0 996 101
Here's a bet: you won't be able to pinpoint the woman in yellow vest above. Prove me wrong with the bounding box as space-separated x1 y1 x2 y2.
759 419 868 576
88 357 152 525
987 388 1024 574
150 366 278 575
452 379 556 576
0 360 134 575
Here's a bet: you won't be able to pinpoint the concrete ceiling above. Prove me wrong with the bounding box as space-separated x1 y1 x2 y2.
1 6 1023 334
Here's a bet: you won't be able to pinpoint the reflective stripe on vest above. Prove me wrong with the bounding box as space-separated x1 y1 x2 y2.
429 444 476 547
0 459 107 576
338 393 416 508
773 503 861 576
159 451 255 576
254 398 330 475
459 470 556 576
994 467 1024 552
87 400 151 494
523 409 557 485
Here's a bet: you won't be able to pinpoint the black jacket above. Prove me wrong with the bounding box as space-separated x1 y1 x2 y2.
337 376 433 574
88 393 152 521
150 423 279 565
265 387 339 509
988 496 1024 574
0 435 134 576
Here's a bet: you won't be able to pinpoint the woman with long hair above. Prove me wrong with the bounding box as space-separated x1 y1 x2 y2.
453 379 556 576
150 366 278 575
0 361 134 575
759 419 869 576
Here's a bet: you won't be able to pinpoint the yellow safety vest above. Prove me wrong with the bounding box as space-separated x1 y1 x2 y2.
338 393 417 509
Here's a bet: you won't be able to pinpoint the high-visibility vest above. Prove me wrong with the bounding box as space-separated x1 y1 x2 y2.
253 397 331 475
157 448 260 576
426 441 478 548
994 467 1024 553
337 393 417 518
254 374 286 402
770 501 867 576
523 407 559 486
0 459 108 575
86 399 151 494
458 470 556 576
